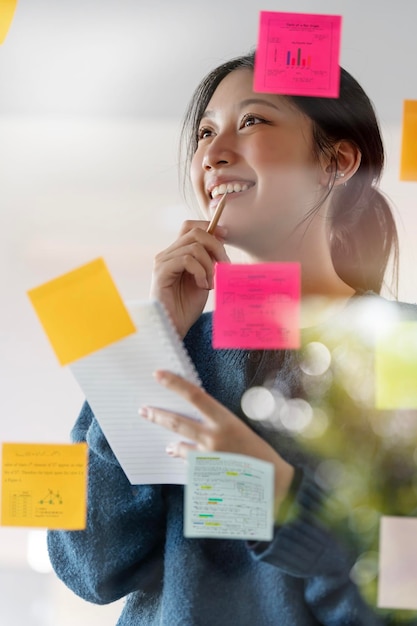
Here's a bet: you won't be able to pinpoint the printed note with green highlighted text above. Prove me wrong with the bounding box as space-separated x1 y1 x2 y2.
184 451 274 540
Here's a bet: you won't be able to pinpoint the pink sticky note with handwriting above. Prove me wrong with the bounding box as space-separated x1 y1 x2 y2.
213 263 300 350
254 11 342 98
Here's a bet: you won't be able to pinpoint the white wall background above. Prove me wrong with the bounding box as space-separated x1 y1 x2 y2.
1 1 417 624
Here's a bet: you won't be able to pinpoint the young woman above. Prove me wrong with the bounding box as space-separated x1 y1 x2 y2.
47 52 417 625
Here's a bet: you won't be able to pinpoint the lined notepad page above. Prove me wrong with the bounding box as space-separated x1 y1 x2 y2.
70 300 202 485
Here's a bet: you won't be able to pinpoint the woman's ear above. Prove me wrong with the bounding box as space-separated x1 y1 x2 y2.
334 140 362 185
319 140 362 187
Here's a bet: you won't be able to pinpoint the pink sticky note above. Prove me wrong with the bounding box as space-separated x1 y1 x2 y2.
254 11 342 98
378 516 417 610
213 263 300 350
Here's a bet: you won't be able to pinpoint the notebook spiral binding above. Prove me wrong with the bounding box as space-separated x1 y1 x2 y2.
151 299 203 389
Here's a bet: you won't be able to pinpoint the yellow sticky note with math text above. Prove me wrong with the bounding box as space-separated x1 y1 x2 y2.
1 442 88 529
27 257 136 365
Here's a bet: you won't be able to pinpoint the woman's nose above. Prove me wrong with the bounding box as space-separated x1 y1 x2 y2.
202 133 237 171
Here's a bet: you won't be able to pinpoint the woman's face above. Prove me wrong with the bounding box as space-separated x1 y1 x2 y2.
190 68 327 259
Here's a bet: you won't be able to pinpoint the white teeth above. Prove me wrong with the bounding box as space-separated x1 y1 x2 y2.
211 182 251 198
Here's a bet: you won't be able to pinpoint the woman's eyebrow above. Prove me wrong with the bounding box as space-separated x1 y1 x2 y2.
202 97 281 120
238 98 281 111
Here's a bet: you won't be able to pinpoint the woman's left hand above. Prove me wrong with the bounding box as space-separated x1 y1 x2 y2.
139 370 294 502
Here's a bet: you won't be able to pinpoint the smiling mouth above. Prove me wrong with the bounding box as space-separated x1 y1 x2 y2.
210 182 254 199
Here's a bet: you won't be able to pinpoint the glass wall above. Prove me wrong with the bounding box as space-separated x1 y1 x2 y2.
2 1 417 624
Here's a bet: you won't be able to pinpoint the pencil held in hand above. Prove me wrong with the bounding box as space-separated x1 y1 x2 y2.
207 192 227 234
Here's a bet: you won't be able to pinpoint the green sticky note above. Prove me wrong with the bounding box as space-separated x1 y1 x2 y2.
375 321 417 409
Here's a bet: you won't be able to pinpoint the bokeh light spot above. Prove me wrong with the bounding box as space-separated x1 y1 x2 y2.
300 407 329 439
350 551 379 586
299 341 331 376
315 459 345 490
241 386 276 421
279 398 313 432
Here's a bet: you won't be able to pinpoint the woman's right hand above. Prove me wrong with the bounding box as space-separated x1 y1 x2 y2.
150 220 231 338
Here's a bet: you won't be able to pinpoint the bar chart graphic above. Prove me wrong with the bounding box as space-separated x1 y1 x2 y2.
285 48 311 68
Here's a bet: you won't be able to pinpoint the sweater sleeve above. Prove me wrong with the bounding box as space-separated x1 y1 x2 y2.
47 402 167 605
247 467 343 576
247 467 386 625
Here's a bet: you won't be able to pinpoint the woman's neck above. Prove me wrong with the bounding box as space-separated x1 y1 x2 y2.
244 223 355 300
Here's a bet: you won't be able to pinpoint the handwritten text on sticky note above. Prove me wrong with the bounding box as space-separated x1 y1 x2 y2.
400 100 417 182
213 263 300 350
1 443 88 529
375 321 417 409
27 258 136 365
254 11 342 98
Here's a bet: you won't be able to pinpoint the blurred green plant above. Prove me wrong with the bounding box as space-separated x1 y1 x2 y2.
248 298 417 623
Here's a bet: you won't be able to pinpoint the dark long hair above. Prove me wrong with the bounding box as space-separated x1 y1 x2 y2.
180 52 398 296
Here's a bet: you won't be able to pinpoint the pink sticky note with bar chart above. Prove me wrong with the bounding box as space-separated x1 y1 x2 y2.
213 263 300 350
254 11 342 98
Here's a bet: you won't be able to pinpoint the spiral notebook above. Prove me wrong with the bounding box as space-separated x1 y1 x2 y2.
70 300 202 485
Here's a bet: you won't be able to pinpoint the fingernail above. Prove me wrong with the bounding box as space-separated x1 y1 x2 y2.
166 444 175 456
216 226 228 235
140 406 155 420
153 370 168 384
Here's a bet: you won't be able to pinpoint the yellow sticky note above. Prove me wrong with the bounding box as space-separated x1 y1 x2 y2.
1 443 88 529
0 0 17 44
375 321 417 409
400 100 417 181
27 258 136 365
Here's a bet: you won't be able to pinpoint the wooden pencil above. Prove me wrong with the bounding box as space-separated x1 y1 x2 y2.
206 192 227 234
